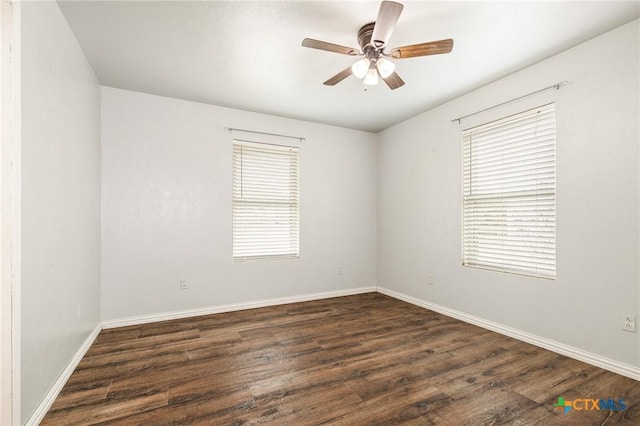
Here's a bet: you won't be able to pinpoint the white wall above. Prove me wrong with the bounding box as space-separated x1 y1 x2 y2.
378 20 639 367
101 87 377 321
20 2 101 422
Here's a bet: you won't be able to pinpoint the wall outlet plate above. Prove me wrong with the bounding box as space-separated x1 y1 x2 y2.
180 280 188 290
622 314 636 332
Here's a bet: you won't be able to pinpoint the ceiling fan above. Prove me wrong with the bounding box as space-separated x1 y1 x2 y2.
301 1 453 90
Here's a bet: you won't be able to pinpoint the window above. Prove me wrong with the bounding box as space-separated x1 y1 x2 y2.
232 140 299 260
462 103 556 279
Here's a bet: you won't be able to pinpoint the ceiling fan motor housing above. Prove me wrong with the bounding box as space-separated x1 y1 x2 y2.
358 22 382 63
358 23 376 50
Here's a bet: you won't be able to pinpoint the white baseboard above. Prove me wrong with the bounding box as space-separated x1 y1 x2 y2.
377 287 640 381
103 286 377 329
25 322 102 426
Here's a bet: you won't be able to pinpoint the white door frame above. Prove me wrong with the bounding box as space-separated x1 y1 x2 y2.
0 1 12 423
1 0 20 423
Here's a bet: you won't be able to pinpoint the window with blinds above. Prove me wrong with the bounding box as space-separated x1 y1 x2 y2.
232 140 299 260
462 103 556 279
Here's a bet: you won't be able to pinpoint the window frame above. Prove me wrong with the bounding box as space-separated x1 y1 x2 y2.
232 139 300 261
461 103 556 279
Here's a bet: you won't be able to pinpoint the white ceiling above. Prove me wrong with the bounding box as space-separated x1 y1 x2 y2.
58 1 639 132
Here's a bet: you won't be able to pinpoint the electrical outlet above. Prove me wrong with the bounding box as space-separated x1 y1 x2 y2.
337 267 343 275
427 275 435 286
622 314 636 333
180 280 188 290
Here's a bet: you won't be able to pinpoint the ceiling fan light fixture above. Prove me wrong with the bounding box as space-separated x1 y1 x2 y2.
376 57 396 78
364 67 379 86
351 58 370 79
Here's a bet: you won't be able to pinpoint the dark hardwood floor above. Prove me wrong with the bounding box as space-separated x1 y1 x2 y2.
42 293 639 425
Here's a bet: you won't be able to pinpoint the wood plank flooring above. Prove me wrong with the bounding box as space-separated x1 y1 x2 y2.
42 293 639 425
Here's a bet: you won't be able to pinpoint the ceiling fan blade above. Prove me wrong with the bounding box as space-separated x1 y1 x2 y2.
323 66 353 86
371 1 404 48
390 38 454 59
383 71 405 90
302 38 360 56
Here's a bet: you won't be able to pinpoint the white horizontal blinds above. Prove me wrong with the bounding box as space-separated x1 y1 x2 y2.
462 103 556 279
233 141 299 260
